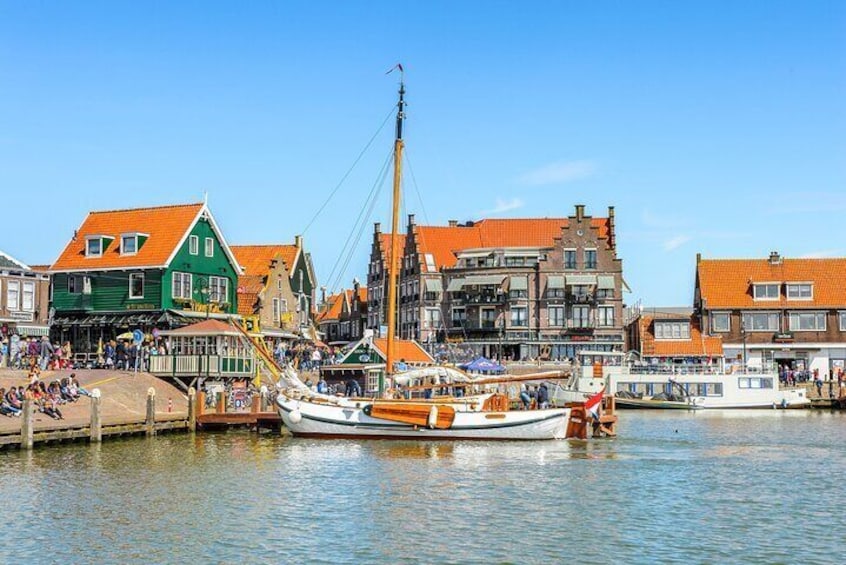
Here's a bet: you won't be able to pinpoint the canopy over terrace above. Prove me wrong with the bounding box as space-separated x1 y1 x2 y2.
150 319 257 391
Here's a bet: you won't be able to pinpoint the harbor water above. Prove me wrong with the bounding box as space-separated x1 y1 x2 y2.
1 410 844 564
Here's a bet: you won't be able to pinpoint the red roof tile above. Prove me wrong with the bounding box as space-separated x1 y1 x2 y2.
51 203 204 271
698 257 846 309
231 244 299 277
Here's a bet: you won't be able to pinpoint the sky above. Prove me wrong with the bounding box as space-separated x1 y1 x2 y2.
1 1 844 306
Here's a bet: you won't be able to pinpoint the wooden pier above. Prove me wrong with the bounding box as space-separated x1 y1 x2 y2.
194 389 282 432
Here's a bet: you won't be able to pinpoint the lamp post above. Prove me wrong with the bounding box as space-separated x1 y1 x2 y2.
741 320 748 373
497 288 504 362
194 276 211 320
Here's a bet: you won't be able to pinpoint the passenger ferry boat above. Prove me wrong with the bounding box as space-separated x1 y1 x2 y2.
552 351 810 409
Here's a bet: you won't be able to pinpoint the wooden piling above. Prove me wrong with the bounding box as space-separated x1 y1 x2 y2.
21 399 34 450
197 390 205 416
187 387 196 433
145 387 156 436
90 389 102 443
216 390 225 414
260 387 269 412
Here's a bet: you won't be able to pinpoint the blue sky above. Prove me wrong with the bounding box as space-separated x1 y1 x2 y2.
1 1 844 305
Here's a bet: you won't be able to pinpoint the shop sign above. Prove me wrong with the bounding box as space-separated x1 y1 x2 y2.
127 303 156 310
9 311 33 321
773 332 794 343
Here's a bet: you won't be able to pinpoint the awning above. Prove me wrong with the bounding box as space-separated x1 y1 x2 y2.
503 250 540 257
261 329 299 339
566 275 597 286
597 275 615 290
446 278 465 292
14 325 50 337
546 275 565 289
463 274 506 286
52 312 164 327
424 278 443 292
456 251 493 259
509 276 528 290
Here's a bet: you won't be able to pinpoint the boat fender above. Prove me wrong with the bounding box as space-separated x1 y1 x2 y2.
427 406 439 429
362 405 373 416
289 409 303 424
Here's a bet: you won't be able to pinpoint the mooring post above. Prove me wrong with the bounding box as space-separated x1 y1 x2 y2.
216 389 226 414
89 389 102 443
197 390 205 416
260 385 269 412
146 387 156 436
187 387 196 432
21 398 34 450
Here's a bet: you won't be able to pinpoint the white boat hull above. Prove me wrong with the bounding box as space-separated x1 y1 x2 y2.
276 395 570 440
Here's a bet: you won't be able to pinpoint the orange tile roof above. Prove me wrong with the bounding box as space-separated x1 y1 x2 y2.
51 203 204 271
236 274 265 316
698 257 846 309
378 233 406 270
373 337 434 364
413 217 610 269
231 244 299 277
28 264 51 272
317 292 346 322
639 315 723 357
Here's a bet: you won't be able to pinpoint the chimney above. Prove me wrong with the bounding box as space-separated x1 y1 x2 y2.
320 285 327 304
575 204 585 222
448 219 458 227
696 252 702 265
769 251 781 265
294 235 303 249
374 222 381 234
607 206 616 248
408 213 416 226
353 278 360 293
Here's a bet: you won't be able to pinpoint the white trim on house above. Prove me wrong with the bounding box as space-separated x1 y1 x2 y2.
163 204 244 275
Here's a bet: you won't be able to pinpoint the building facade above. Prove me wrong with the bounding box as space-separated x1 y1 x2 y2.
0 251 51 339
317 281 367 345
625 307 723 370
367 205 627 361
49 202 242 353
695 252 846 376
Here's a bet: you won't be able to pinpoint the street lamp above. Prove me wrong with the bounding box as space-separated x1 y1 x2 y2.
741 320 748 373
194 276 211 320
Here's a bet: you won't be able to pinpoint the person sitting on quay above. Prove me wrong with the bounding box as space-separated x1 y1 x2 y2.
0 387 21 417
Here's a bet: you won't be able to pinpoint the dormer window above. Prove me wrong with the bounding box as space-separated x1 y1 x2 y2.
753 283 780 300
786 283 813 300
86 237 104 257
654 321 691 340
119 232 147 255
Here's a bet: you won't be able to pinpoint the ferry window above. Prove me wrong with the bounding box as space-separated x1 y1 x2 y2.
753 283 780 300
738 378 751 389
711 313 730 332
761 378 773 389
705 383 723 396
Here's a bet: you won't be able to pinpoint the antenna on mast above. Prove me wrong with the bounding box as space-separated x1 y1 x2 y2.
386 63 406 141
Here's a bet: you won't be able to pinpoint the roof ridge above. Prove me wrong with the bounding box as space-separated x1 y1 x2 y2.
89 202 204 215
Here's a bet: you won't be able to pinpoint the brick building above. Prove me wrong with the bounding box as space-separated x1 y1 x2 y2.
0 250 51 339
366 205 627 361
316 281 368 345
695 252 846 376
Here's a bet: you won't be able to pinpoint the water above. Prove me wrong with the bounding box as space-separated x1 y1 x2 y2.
1 410 844 564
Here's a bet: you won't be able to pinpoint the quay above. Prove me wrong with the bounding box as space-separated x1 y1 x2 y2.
0 370 192 450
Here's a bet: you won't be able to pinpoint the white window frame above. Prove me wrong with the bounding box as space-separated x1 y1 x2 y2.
22 281 35 312
172 272 193 300
510 306 528 327
129 273 145 299
741 311 780 332
752 282 780 301
189 235 199 255
571 305 590 328
7 280 20 311
86 237 103 258
272 298 280 322
597 306 615 327
549 306 566 327
205 237 214 257
68 276 79 294
208 276 228 303
121 234 138 255
785 283 813 301
840 311 846 332
654 321 691 340
451 307 466 325
788 311 826 332
711 312 731 333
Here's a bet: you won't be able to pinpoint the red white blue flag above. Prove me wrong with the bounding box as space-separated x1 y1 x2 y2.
585 387 605 420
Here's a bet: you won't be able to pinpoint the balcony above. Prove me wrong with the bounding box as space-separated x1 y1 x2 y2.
451 320 499 331
568 293 594 304
463 293 505 305
568 319 595 330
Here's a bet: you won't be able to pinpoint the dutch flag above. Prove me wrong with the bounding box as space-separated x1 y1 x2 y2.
585 387 606 421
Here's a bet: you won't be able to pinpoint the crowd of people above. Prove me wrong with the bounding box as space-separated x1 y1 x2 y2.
272 341 344 372
0 336 74 371
0 370 90 419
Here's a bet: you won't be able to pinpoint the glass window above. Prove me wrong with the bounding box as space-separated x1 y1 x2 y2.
788 312 826 331
451 308 466 325
425 308 441 328
564 250 577 269
571 305 590 327
549 306 565 326
584 249 597 270
209 276 228 303
511 307 528 327
189 235 199 255
68 276 79 294
7 281 20 310
22 282 35 311
122 235 137 254
786 284 813 300
172 272 192 300
86 238 102 257
596 288 614 299
129 273 144 299
840 312 846 331
742 312 780 331
597 306 614 327
654 321 690 339
272 298 280 322
205 237 214 257
712 313 730 332
753 283 780 300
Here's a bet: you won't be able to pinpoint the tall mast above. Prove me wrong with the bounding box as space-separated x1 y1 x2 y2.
385 69 405 380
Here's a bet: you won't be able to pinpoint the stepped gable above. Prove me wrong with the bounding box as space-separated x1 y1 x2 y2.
378 233 406 271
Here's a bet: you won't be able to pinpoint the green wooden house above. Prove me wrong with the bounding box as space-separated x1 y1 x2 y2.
49 202 243 356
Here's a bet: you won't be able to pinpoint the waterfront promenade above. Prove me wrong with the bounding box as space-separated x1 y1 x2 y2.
0 370 188 446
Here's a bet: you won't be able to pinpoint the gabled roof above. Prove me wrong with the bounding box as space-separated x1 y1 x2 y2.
413 217 611 270
0 250 30 271
236 274 265 317
378 233 406 271
317 292 346 323
639 315 723 357
50 202 243 274
373 337 434 365
698 257 846 309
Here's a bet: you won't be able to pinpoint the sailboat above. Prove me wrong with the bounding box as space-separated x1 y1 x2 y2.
274 70 574 440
